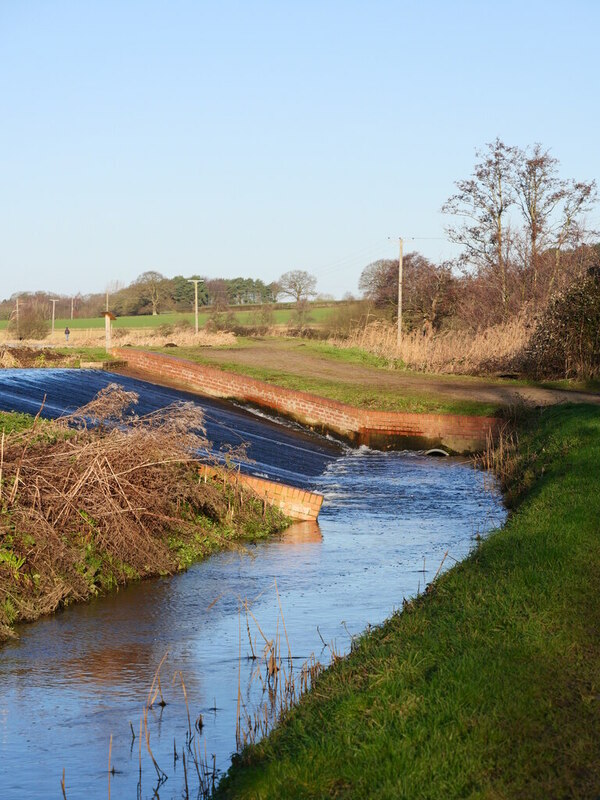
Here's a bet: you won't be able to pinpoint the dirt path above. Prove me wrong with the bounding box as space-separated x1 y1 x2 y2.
187 339 600 408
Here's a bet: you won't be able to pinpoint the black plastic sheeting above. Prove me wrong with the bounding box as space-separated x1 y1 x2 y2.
0 369 343 489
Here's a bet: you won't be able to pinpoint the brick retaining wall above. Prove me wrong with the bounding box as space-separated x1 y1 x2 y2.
112 348 501 454
199 465 323 521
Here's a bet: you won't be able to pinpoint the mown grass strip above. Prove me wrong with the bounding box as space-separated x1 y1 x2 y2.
216 404 600 799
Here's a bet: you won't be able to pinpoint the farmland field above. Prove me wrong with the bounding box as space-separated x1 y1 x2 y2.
0 305 337 330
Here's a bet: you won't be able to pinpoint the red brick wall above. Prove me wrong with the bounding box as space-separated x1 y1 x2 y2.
113 348 501 454
199 465 323 521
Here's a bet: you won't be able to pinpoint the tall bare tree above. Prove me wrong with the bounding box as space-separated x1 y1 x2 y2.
445 139 598 318
511 144 564 296
443 138 518 317
358 259 397 309
277 270 317 303
510 144 597 298
550 180 597 291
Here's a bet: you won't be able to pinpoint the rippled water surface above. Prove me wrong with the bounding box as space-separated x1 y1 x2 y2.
0 370 505 799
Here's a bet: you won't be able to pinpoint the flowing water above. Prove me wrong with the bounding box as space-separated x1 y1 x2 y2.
0 370 505 799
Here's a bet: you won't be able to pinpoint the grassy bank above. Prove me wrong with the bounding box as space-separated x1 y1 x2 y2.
0 397 288 642
148 341 502 416
217 404 600 799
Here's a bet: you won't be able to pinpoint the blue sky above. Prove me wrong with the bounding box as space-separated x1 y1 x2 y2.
1 0 599 300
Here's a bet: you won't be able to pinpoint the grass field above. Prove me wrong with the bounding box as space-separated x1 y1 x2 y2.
0 306 336 331
216 403 600 799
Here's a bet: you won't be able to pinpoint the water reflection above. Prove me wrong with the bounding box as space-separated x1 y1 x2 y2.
0 441 505 800
277 520 323 546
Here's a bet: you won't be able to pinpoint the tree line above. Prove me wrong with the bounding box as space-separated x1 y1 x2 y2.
0 268 323 341
0 271 320 322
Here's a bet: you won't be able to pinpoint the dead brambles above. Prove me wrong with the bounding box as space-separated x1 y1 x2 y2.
0 384 288 639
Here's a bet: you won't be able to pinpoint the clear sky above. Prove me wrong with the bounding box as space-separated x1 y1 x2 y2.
1 0 599 300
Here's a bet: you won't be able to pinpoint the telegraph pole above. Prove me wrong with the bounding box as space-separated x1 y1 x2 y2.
50 298 58 335
397 237 403 347
187 279 202 335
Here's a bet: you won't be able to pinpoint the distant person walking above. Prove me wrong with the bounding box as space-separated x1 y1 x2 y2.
64 326 70 342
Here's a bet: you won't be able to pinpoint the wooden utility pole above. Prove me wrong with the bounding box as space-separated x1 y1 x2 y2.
50 299 58 335
103 311 116 353
188 279 202 334
397 237 403 347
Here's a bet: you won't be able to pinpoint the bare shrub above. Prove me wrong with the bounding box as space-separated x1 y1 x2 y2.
320 301 372 339
249 303 276 333
205 308 236 332
7 302 50 340
112 327 130 340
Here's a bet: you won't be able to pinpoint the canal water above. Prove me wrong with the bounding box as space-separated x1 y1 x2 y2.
0 370 505 799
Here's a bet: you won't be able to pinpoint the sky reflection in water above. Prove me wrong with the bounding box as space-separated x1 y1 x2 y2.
0 372 505 799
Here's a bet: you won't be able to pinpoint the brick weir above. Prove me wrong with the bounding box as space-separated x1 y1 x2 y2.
199 465 323 521
111 348 502 455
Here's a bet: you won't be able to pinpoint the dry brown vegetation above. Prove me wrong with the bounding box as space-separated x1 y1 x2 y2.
331 265 600 380
0 346 81 369
0 385 286 640
112 328 237 348
0 327 237 350
329 315 531 375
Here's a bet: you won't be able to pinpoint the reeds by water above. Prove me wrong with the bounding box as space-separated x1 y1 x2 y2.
60 579 332 799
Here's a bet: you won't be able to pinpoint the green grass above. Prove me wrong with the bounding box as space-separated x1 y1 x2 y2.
289 340 394 369
216 404 600 799
53 346 108 362
0 411 37 434
0 306 336 331
538 377 600 393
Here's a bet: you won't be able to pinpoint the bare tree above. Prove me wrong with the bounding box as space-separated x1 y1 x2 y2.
550 180 597 291
443 138 518 316
403 257 456 333
134 271 167 315
205 278 229 309
510 144 597 299
277 270 317 304
7 296 50 340
444 139 598 320
359 254 455 331
511 144 564 296
358 260 397 310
